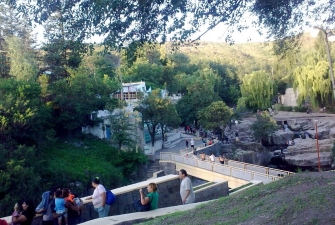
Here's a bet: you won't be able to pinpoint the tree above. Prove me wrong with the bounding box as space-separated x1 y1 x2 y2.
6 35 39 81
293 58 330 107
240 70 274 109
158 103 181 149
11 1 334 48
108 105 137 154
250 112 278 143
50 68 119 136
134 89 178 147
198 101 233 140
0 78 50 145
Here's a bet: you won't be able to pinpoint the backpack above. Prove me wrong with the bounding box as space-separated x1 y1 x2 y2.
106 190 116 205
132 198 151 212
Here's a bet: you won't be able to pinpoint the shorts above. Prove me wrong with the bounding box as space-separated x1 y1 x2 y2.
56 209 67 219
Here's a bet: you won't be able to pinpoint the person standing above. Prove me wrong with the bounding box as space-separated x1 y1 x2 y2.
210 153 215 162
190 139 195 150
85 177 110 218
179 169 195 204
185 139 189 149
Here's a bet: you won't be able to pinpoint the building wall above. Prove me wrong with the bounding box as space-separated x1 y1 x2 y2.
281 88 298 107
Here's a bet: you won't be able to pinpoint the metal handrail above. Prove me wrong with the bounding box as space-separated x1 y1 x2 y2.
160 152 289 182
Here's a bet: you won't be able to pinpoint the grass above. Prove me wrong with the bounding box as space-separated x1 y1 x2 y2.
137 172 335 225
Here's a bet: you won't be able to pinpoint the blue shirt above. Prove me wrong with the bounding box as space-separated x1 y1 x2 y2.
54 198 66 211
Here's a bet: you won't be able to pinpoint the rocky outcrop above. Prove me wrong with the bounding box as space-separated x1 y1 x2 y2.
284 138 333 167
305 128 330 140
271 130 295 145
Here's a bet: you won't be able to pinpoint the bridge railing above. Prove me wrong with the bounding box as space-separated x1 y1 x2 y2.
160 152 287 184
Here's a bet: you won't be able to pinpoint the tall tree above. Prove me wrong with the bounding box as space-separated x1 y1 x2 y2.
50 68 119 136
176 68 221 127
134 89 178 147
293 57 330 107
240 70 274 109
198 101 233 140
108 105 137 154
6 35 39 81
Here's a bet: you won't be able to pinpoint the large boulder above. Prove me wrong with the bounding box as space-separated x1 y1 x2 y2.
271 130 295 145
284 138 333 167
305 128 330 140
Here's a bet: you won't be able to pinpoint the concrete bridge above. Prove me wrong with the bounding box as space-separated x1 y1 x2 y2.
159 148 293 189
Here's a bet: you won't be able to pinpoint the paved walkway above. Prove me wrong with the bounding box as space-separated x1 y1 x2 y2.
154 128 204 159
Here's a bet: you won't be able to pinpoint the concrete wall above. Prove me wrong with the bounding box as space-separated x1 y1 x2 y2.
281 88 298 107
82 175 181 222
144 131 181 155
195 181 229 202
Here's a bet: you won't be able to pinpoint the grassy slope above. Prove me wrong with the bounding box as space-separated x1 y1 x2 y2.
177 33 319 77
138 172 335 225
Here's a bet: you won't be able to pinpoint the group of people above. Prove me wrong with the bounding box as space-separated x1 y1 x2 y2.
4 170 197 224
6 186 83 225
132 169 195 212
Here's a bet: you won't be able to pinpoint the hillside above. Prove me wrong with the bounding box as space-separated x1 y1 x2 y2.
176 32 319 77
138 172 335 225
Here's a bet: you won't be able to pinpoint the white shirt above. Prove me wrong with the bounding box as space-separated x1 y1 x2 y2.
180 177 195 204
92 184 106 207
210 154 215 162
190 139 195 145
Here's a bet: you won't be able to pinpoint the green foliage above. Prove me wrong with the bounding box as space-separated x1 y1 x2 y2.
124 61 164 89
198 101 233 138
135 89 180 147
6 35 38 81
50 68 119 135
0 144 41 216
41 137 147 190
0 78 50 144
250 112 278 142
108 105 137 153
293 58 331 107
241 70 274 109
236 97 249 113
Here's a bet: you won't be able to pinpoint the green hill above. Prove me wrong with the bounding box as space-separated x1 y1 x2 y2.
138 172 335 225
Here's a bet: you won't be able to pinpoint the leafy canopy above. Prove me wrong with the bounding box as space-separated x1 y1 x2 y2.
250 112 278 142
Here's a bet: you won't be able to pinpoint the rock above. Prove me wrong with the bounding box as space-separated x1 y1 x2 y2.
271 130 294 145
330 127 335 138
284 138 333 167
305 128 330 140
288 123 301 131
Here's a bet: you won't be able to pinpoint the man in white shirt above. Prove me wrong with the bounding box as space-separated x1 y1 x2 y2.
179 169 195 204
190 139 195 150
210 153 215 162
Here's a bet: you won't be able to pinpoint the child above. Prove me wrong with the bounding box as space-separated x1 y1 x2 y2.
11 203 20 225
54 190 68 225
63 188 82 215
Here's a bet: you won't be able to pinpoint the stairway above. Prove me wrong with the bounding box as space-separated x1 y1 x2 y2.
146 160 161 179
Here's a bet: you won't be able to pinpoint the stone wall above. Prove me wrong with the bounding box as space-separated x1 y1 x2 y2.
195 142 222 156
195 181 229 202
81 177 181 222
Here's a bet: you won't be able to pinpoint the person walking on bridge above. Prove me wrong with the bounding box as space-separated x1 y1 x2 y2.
179 169 195 204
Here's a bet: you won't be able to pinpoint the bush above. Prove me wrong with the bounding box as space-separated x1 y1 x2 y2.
293 106 308 112
250 112 278 142
278 105 293 111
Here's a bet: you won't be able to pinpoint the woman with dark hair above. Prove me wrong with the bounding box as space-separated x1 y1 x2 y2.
12 199 35 225
85 177 110 218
